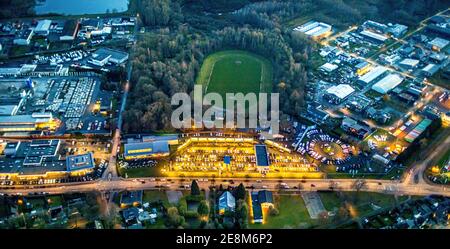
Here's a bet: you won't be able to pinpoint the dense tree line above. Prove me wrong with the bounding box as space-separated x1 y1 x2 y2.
231 0 447 29
0 0 35 19
129 0 182 26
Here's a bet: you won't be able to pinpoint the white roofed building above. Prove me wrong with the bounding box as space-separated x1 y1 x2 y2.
319 62 338 73
358 66 388 85
428 37 449 51
324 84 355 104
421 64 440 77
399 58 419 69
371 74 404 94
293 21 332 39
360 30 388 44
34 20 52 36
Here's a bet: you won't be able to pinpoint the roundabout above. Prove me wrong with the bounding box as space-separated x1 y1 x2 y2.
298 128 354 165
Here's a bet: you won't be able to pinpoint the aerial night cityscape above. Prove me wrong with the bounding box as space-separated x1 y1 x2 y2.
0 0 449 241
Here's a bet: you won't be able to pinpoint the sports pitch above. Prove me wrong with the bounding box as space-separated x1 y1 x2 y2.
196 50 273 99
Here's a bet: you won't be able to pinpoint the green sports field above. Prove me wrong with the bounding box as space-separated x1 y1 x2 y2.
196 50 273 99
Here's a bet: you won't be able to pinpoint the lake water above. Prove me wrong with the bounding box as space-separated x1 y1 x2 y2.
35 0 129 15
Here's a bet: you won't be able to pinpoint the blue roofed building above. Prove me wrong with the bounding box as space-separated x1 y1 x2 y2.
251 192 263 223
258 190 273 206
255 144 270 173
250 190 274 224
123 140 170 160
218 191 236 215
223 155 231 165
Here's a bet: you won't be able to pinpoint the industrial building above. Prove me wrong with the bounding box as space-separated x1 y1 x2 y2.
89 48 129 66
421 64 440 77
428 37 449 52
359 30 388 44
388 24 408 38
358 66 388 85
399 58 420 69
0 113 60 133
355 61 371 76
371 73 404 94
0 140 95 181
324 84 355 104
60 20 80 41
13 29 34 45
123 140 170 160
319 62 338 73
341 117 370 139
426 24 450 39
362 20 388 33
293 21 332 39
34 20 52 36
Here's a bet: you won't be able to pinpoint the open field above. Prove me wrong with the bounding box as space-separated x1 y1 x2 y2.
197 50 273 101
143 190 170 208
249 194 316 229
318 191 402 218
249 192 410 229
118 166 161 178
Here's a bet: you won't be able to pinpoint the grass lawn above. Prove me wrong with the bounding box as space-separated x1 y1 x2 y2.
318 192 399 218
145 217 166 229
27 197 46 209
185 217 202 229
142 190 170 208
118 166 161 178
437 147 450 168
9 45 31 57
249 194 316 229
46 195 63 208
0 201 8 218
197 50 272 102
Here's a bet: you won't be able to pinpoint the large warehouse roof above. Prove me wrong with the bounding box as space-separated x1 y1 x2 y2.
371 74 404 94
293 21 332 37
360 30 388 42
34 19 52 33
399 58 419 68
358 66 387 84
255 144 270 167
124 141 169 158
326 84 355 99
319 62 338 72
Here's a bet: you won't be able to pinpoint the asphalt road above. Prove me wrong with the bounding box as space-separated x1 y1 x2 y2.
102 15 138 180
1 176 449 197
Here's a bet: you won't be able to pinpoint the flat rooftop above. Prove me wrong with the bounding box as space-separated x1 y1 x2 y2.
66 152 95 172
93 48 129 62
326 84 355 99
124 141 169 158
255 144 269 167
